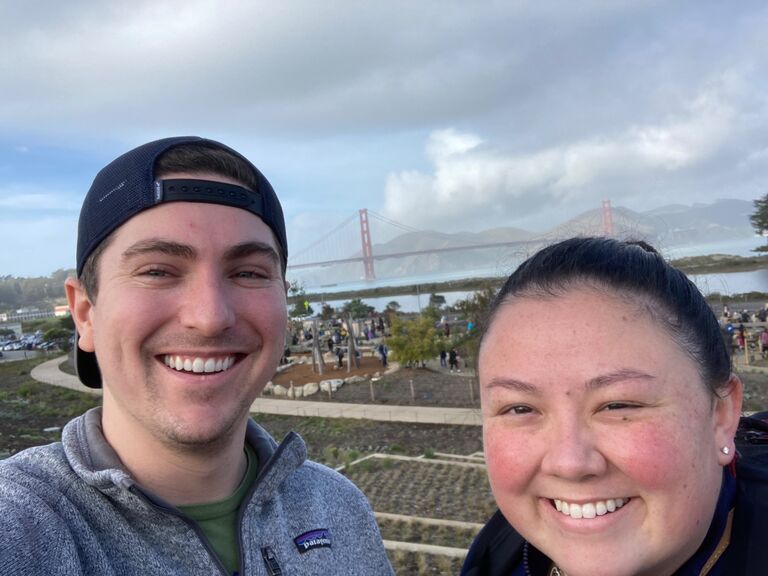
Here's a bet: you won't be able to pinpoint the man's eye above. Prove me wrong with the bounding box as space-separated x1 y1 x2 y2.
234 270 269 279
141 268 168 277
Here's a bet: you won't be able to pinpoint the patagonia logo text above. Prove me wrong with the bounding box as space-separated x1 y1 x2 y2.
294 529 332 554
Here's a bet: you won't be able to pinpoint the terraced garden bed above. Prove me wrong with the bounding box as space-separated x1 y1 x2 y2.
387 549 464 575
342 458 496 524
378 516 479 549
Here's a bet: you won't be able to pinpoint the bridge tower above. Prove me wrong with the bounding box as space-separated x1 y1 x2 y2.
358 208 376 281
602 199 614 236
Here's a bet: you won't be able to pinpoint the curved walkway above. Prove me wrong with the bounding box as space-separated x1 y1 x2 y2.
31 356 482 426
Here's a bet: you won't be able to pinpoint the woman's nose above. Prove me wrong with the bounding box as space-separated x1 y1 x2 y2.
178 272 236 336
539 419 607 481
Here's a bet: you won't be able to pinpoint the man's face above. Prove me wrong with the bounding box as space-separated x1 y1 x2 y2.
69 189 287 451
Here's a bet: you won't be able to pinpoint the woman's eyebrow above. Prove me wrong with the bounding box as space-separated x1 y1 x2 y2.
484 369 654 394
585 369 655 390
484 378 539 395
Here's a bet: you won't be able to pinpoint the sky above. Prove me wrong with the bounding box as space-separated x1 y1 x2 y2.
1 0 767 277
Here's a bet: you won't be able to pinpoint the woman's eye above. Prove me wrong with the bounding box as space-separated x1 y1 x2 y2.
504 405 534 415
602 402 638 411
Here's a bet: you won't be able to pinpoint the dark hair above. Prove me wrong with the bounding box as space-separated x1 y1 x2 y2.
154 143 262 191
478 237 732 396
79 143 283 301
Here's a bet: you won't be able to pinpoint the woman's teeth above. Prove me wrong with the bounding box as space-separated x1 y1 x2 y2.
163 355 235 373
553 498 629 519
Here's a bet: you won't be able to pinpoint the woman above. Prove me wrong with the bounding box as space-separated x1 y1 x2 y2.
462 237 768 576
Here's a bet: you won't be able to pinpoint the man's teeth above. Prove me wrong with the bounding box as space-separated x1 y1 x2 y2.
553 498 629 519
163 355 235 373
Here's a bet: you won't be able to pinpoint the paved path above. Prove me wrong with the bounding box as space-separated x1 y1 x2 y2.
31 356 482 426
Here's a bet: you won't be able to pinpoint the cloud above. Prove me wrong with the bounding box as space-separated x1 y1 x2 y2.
3 0 759 143
1 0 767 277
383 88 738 231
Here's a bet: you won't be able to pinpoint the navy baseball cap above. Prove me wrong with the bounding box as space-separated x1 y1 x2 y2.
74 136 288 388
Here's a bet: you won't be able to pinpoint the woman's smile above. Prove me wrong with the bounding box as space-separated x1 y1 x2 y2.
552 497 630 518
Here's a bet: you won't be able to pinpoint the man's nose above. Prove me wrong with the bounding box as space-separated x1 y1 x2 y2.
178 271 236 336
539 417 607 481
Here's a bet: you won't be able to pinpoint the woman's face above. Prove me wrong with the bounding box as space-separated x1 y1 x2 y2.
479 287 741 576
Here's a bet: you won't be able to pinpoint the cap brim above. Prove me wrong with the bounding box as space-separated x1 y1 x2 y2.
74 329 102 388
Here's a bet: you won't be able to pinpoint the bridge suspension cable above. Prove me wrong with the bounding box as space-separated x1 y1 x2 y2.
290 212 358 262
367 210 419 233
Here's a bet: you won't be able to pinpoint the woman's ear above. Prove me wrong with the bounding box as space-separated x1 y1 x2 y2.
65 277 95 353
714 373 743 465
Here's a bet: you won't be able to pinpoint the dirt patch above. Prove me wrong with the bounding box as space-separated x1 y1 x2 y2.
272 354 386 385
272 360 480 408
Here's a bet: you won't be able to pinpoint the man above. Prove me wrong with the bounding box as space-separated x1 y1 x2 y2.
0 137 393 575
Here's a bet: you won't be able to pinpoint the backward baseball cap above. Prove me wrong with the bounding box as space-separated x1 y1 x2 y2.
73 136 288 389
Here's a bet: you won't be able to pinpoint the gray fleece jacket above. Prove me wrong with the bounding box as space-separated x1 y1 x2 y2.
0 408 393 576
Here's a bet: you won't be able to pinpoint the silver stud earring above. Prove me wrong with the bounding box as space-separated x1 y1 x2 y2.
721 446 730 455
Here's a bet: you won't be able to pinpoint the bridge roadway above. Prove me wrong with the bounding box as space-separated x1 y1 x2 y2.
287 238 539 270
30 356 482 426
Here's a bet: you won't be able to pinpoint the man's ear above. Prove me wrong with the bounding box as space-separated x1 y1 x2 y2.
714 373 743 466
65 277 95 353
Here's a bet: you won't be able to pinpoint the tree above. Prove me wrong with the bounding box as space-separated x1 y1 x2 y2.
43 327 73 352
58 315 75 331
288 283 314 317
428 293 446 308
342 298 374 319
319 303 335 321
387 314 440 366
383 300 401 324
452 285 497 326
449 285 499 368
750 193 768 252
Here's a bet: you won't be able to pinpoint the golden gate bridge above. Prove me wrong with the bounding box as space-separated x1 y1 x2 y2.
288 201 620 281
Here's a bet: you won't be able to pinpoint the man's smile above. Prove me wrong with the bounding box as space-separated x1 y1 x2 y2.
162 354 238 373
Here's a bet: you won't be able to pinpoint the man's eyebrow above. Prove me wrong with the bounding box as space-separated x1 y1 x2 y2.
122 239 196 261
223 241 281 264
585 369 655 390
484 378 539 395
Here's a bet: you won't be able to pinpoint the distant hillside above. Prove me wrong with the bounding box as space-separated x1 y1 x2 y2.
289 199 759 287
375 227 533 255
0 270 71 312
292 199 754 287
